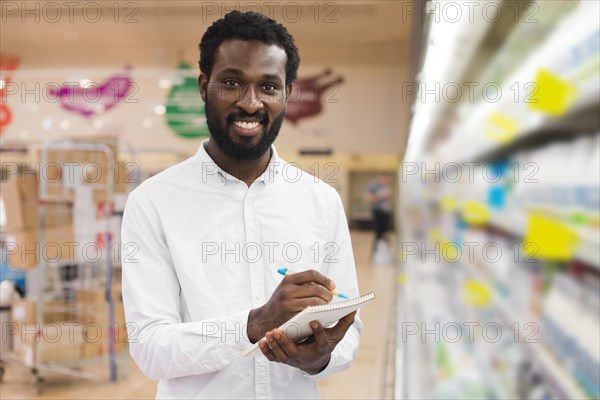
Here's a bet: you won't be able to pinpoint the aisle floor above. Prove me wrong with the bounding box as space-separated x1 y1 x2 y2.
0 231 397 399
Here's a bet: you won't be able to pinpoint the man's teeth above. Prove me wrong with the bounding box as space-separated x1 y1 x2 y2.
234 121 260 129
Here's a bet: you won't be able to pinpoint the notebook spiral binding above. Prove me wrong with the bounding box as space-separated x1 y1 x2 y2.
308 292 376 313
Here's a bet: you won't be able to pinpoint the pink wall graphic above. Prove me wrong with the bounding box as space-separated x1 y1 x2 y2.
48 67 134 118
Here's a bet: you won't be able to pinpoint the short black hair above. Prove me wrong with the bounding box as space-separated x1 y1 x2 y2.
199 10 300 86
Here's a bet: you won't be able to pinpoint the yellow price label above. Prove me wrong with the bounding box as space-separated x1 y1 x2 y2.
462 279 492 307
440 196 458 212
462 201 490 226
397 273 407 284
523 214 580 261
529 69 577 116
484 112 518 144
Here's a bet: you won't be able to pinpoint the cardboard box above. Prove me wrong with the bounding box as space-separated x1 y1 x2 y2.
76 286 122 305
1 178 25 230
4 225 76 269
78 301 125 325
2 175 39 230
19 200 72 229
76 292 128 356
12 323 84 366
11 300 37 325
90 161 131 202
44 300 78 323
40 141 117 188
11 299 126 362
11 299 78 325
81 340 104 358
81 328 128 358
2 174 73 230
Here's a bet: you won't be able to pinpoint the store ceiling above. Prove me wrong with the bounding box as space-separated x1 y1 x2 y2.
1 1 412 69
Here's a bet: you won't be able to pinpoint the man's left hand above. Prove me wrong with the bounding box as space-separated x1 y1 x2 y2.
258 311 357 375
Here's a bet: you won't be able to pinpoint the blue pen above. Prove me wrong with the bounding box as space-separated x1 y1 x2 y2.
277 267 349 299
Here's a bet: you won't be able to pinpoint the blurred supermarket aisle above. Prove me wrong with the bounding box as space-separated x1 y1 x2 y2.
398 1 600 399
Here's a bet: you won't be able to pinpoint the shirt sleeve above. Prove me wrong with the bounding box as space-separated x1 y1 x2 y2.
305 189 364 381
121 191 254 381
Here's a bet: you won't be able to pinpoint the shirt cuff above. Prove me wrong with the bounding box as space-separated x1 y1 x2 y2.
191 308 254 352
302 347 340 381
232 308 254 352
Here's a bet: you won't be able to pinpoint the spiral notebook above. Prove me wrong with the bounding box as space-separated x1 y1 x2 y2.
242 292 375 358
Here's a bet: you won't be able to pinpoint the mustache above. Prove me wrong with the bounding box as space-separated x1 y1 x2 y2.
226 111 267 124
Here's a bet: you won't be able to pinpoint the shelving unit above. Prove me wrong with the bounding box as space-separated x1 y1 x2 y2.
397 1 600 399
444 1 599 163
486 208 600 269
0 139 131 393
462 252 589 400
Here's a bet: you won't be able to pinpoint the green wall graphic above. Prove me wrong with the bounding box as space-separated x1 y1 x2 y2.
165 63 209 138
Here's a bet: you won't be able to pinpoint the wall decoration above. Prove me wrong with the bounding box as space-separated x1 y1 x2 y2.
284 69 344 124
165 63 209 138
48 67 133 118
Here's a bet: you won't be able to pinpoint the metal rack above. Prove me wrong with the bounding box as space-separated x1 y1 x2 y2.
0 139 127 393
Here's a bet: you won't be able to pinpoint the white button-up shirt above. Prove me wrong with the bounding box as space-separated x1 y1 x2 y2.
121 140 363 399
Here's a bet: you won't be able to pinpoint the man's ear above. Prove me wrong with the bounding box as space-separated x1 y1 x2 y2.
285 83 293 100
198 74 208 102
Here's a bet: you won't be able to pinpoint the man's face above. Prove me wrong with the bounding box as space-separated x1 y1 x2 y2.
199 39 291 161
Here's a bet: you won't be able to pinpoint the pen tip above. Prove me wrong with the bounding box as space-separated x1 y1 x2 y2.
277 268 287 275
339 293 349 300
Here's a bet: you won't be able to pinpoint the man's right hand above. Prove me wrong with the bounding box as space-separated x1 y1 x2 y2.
246 269 335 343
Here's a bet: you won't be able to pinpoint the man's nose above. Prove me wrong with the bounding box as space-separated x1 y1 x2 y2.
236 85 264 114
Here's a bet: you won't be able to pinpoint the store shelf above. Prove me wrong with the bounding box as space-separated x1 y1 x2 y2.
447 1 600 163
487 209 600 269
462 257 591 400
472 342 516 400
434 197 600 269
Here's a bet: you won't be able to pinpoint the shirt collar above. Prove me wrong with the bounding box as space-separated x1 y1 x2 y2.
195 139 281 186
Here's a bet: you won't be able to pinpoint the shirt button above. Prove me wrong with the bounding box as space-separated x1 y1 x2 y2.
254 293 261 301
258 388 266 396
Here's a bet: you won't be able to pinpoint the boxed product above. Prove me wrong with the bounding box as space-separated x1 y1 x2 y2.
4 225 76 269
12 322 84 366
76 286 128 356
2 173 73 230
11 299 78 326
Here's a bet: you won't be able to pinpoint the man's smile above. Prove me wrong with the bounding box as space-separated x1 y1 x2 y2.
231 120 264 137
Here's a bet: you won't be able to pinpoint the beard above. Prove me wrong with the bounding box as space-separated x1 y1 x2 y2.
205 99 285 161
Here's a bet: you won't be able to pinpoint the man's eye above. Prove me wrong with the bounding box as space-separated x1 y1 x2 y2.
224 80 240 88
262 84 277 92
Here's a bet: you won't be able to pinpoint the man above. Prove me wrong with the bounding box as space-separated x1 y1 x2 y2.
121 11 363 399
365 174 393 257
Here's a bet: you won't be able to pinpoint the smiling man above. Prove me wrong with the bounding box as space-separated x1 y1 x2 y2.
121 11 363 399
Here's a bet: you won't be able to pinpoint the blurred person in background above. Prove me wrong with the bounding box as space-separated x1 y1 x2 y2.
365 175 393 263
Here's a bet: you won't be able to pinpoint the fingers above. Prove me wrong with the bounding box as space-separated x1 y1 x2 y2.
260 329 299 363
286 269 336 291
266 330 290 362
310 311 357 351
334 311 357 333
292 283 333 305
309 320 330 352
258 338 277 362
282 270 334 307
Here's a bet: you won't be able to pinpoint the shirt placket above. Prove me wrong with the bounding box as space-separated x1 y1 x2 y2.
244 184 271 399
